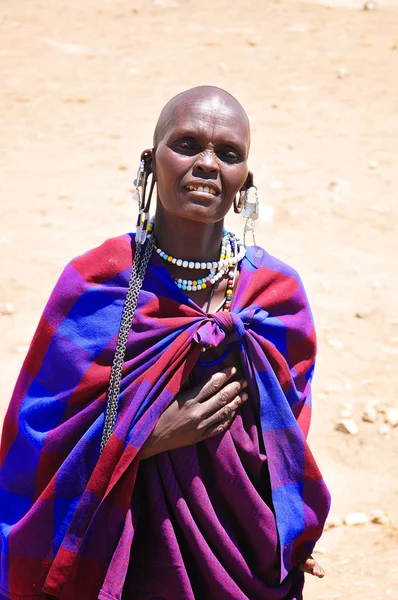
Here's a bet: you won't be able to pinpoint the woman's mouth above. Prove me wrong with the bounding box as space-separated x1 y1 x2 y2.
185 184 219 196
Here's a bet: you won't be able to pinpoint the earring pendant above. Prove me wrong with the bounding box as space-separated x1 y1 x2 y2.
243 186 259 246
134 159 151 245
133 159 145 206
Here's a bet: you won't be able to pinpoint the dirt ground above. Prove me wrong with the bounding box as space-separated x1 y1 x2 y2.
1 0 398 598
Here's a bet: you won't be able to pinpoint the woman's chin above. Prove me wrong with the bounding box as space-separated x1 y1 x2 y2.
157 198 230 224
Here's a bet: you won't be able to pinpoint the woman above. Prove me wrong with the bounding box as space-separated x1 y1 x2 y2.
0 86 330 600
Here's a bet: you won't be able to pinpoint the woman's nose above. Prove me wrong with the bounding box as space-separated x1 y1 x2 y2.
193 151 219 175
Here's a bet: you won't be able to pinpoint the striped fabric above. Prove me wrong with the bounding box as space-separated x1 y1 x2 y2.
0 234 330 600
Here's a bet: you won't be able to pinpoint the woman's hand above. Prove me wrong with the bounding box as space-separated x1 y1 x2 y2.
140 366 248 459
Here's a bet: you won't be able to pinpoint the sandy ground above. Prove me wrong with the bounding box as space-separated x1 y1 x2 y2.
1 0 398 598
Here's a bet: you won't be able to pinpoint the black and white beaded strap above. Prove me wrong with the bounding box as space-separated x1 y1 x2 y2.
100 235 155 453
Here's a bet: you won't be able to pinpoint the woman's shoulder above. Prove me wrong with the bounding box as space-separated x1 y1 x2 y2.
46 234 135 313
66 233 135 285
243 244 302 284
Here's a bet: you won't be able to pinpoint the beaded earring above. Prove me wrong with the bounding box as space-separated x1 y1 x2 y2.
133 155 155 244
242 185 259 246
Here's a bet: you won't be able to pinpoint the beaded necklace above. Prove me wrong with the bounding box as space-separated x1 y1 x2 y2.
155 229 230 271
147 218 244 314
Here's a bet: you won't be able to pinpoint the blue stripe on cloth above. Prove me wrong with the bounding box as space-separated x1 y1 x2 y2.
272 481 305 546
33 334 92 400
0 489 31 534
0 432 41 498
256 368 299 431
19 380 67 445
53 496 84 556
57 286 124 358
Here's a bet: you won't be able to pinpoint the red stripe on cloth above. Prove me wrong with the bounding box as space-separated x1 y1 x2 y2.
72 235 134 285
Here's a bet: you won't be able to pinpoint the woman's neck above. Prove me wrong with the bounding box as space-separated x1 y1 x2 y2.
153 207 224 263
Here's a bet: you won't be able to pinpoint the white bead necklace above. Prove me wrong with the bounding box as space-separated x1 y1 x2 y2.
154 235 245 272
154 227 231 271
148 218 246 292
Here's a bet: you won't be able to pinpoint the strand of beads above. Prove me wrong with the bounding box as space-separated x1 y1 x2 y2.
223 267 236 312
173 269 215 291
173 264 230 291
154 233 245 281
154 226 232 272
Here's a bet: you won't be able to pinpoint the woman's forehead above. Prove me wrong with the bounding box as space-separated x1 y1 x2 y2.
169 113 250 153
154 88 250 148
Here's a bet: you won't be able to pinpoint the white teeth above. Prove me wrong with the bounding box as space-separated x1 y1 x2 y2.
197 186 204 192
204 186 210 193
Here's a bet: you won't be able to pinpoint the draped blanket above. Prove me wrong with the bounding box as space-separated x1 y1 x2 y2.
0 234 330 600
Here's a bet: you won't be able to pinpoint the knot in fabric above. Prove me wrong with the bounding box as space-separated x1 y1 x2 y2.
212 312 246 339
193 312 246 348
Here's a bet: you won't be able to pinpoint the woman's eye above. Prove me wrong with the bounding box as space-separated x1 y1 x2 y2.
221 149 240 162
174 139 198 153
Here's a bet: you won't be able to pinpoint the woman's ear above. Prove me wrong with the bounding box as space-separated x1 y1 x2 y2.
140 148 155 178
243 171 254 191
234 190 245 214
234 171 254 214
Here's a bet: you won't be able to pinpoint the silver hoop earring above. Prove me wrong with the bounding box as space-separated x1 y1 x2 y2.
242 186 259 246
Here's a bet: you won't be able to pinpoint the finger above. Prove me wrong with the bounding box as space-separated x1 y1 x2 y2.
199 377 248 417
200 392 248 428
201 412 235 440
192 367 242 404
298 557 325 578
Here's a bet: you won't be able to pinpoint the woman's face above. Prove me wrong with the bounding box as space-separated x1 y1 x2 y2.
152 93 252 224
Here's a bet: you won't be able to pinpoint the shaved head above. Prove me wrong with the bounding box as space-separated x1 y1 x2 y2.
153 86 250 148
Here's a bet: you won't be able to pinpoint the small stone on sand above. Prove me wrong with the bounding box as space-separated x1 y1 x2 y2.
328 178 349 192
339 408 352 419
337 67 349 79
384 408 398 428
344 512 368 526
335 418 358 436
362 403 378 423
370 509 389 525
378 423 391 437
1 303 14 316
355 307 372 319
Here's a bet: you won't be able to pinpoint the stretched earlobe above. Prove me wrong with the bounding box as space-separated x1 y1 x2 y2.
234 171 254 213
134 149 157 224
233 190 246 214
243 171 254 191
140 148 154 176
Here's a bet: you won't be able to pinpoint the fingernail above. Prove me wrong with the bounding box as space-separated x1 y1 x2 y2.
223 366 236 375
241 393 248 401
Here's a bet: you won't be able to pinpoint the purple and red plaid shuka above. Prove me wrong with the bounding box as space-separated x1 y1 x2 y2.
0 234 330 600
